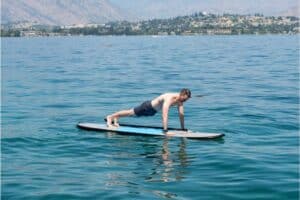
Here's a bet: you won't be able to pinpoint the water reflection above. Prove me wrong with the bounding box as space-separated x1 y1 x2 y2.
146 138 189 183
102 135 191 188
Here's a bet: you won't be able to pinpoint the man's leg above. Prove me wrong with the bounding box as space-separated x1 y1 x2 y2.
106 109 135 127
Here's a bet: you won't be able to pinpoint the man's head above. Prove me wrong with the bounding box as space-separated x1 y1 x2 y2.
179 88 191 102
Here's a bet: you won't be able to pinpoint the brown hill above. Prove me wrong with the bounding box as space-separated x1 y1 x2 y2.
1 0 125 25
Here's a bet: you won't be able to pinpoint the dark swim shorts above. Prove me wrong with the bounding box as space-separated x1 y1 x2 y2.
133 100 157 116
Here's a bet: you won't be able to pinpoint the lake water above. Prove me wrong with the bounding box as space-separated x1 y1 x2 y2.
2 35 299 199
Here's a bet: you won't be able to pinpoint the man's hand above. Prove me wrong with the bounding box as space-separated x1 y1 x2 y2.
164 130 176 135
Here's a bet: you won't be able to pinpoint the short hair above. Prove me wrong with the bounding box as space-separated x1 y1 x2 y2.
180 88 191 98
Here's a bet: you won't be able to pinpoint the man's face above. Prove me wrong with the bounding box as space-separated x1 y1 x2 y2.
179 94 190 102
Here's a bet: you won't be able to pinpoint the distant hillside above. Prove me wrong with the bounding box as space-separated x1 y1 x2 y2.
1 0 126 25
2 12 298 37
2 0 298 25
110 0 299 20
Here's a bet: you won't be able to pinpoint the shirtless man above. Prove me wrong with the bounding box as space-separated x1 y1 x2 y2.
106 88 191 133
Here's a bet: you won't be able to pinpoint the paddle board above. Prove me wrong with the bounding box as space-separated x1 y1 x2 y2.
77 122 225 139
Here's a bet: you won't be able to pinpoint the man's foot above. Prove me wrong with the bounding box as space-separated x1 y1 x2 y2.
113 122 120 127
113 118 120 127
106 115 113 127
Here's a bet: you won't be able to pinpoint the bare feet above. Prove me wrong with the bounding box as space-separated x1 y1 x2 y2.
113 118 120 127
114 122 120 127
106 115 113 127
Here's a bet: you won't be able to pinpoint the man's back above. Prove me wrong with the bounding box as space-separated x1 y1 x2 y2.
151 93 180 112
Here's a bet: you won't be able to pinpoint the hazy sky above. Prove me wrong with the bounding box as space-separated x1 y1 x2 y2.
110 0 299 19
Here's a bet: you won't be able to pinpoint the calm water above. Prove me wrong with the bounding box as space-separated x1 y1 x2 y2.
2 35 299 199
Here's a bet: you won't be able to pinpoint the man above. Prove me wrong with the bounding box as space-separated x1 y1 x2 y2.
106 88 191 133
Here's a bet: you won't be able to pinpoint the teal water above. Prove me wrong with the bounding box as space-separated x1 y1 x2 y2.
2 35 299 199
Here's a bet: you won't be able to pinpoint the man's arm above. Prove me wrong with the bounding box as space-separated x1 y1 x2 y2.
162 100 171 132
178 103 185 130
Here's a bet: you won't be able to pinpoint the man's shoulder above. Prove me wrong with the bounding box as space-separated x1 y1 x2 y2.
161 93 173 98
162 92 178 96
161 93 179 102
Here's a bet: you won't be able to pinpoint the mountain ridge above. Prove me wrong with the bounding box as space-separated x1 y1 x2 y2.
1 0 126 25
1 0 299 25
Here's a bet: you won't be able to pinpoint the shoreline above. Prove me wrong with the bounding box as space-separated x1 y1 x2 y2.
1 33 299 38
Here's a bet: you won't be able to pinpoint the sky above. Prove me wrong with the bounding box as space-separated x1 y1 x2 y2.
109 0 299 19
